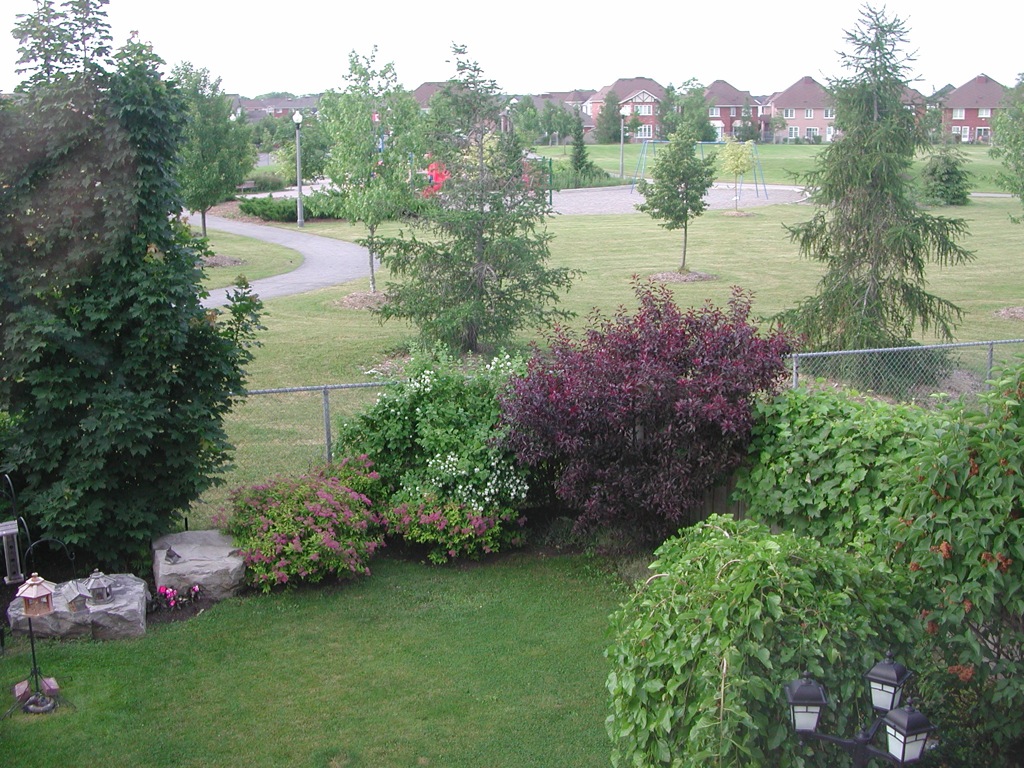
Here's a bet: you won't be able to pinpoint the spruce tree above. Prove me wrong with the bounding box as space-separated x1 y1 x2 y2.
782 5 972 351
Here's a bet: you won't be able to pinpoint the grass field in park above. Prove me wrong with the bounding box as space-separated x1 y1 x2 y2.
0 555 625 768
534 141 1006 192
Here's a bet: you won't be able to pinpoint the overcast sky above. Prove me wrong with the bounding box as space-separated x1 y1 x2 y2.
2 1 1021 99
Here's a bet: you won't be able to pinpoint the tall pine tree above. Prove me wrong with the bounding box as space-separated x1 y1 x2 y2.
782 5 972 351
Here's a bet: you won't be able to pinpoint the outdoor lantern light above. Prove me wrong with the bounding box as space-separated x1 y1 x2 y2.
883 704 936 763
784 673 828 732
782 652 936 767
85 569 114 605
17 572 55 617
865 651 913 712
292 110 304 228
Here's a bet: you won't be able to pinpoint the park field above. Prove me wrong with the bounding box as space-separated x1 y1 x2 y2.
534 141 1006 192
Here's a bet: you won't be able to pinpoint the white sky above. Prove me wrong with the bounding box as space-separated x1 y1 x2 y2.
1 0 1021 98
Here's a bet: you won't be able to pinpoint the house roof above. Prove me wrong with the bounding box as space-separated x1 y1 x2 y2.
589 77 666 105
944 74 1007 109
770 76 830 109
411 82 446 109
705 80 756 107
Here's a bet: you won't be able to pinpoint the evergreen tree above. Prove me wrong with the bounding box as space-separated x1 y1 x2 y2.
0 5 262 566
172 62 255 236
781 5 972 351
373 46 576 354
570 110 598 185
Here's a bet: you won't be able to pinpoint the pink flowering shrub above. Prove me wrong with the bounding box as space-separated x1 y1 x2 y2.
385 497 526 565
225 458 385 592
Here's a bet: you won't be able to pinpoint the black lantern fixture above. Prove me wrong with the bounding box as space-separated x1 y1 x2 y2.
782 653 937 766
865 651 913 712
784 673 828 732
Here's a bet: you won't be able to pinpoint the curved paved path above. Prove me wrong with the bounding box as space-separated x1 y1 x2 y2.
198 183 808 306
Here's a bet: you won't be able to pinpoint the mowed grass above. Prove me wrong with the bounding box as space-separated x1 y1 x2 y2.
534 142 1007 192
201 231 304 290
0 555 626 768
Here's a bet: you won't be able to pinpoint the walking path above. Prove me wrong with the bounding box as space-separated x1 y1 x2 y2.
198 183 808 306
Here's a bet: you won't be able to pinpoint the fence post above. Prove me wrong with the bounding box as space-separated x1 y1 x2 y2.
987 342 995 385
322 386 332 466
791 354 800 389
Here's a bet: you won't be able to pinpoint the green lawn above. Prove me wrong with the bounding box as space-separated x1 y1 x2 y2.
534 141 1007 192
0 554 626 768
201 231 303 290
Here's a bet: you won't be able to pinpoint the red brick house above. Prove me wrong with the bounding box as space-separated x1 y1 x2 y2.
703 80 767 140
764 76 834 142
940 74 1006 143
583 77 666 141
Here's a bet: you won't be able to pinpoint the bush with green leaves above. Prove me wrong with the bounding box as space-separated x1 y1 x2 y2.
889 358 1024 761
734 385 929 551
337 349 530 563
248 169 286 193
225 458 385 592
606 516 922 768
238 195 299 221
921 144 972 206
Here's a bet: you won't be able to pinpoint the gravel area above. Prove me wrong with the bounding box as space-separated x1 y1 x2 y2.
551 183 808 215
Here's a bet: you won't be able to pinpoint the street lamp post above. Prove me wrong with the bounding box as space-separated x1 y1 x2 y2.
292 110 304 228
783 652 937 766
619 106 632 178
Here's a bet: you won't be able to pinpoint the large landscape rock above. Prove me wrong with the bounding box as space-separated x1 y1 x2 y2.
6 573 149 640
152 530 246 601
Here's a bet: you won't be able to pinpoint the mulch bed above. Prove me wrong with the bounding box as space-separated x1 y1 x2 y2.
650 271 718 283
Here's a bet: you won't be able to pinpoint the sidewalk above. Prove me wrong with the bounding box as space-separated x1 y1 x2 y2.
198 183 808 306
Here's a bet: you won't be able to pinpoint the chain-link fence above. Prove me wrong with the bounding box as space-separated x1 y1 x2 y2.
191 339 1024 526
789 339 1024 403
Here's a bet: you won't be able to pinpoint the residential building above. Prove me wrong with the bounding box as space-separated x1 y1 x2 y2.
940 74 1006 143
233 94 320 123
583 77 666 141
764 76 834 142
703 80 767 140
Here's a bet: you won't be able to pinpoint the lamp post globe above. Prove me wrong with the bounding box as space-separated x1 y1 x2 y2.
292 110 304 228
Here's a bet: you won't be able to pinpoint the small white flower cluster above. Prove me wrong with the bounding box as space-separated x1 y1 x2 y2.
426 451 528 513
407 369 436 394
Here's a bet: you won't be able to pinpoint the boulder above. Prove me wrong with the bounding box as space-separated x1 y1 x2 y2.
7 573 148 640
152 530 246 601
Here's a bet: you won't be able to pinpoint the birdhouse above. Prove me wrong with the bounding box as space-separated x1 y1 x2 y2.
60 579 92 613
86 569 114 604
16 573 56 617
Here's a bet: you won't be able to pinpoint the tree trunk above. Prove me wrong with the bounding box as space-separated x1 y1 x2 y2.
367 223 377 293
679 221 689 273
200 209 208 238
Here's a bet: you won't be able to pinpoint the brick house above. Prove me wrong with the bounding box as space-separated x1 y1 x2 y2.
940 74 1007 143
703 80 767 140
583 77 666 141
764 76 834 142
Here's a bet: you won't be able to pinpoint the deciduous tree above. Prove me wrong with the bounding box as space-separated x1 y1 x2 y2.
373 46 575 353
319 48 423 292
635 130 716 272
992 73 1024 223
718 136 754 211
594 88 623 144
658 80 716 142
172 62 254 236
782 5 973 351
0 5 262 567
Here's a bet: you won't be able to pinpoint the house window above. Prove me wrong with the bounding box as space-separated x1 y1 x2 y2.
709 107 720 117
742 106 750 117
976 126 991 142
952 108 965 120
634 124 653 139
788 126 800 140
783 108 795 119
951 125 962 136
805 127 820 138
805 108 814 119
824 108 835 119
979 108 991 118
730 107 737 117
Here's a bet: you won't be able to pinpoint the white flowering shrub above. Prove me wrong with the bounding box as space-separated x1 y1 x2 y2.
338 348 530 563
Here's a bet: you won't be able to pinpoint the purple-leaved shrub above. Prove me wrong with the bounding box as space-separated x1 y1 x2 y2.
500 280 792 539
